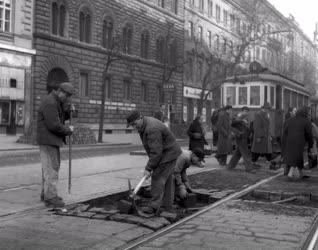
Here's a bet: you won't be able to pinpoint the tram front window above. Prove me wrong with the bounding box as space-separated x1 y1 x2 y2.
250 86 260 106
226 86 236 106
238 87 247 105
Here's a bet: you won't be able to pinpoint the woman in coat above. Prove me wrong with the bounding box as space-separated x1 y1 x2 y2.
215 105 233 165
187 114 208 152
282 106 313 179
251 102 272 163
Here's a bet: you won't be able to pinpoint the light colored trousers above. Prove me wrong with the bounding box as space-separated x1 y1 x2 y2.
40 145 61 200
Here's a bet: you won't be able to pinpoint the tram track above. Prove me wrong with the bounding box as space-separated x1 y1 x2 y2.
121 172 283 250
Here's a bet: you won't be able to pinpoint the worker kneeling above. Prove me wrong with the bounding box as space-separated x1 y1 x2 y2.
174 148 205 200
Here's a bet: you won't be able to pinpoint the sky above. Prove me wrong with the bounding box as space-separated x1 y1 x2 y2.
268 0 318 39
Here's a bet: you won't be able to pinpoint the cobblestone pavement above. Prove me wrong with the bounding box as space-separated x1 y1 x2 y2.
135 200 317 250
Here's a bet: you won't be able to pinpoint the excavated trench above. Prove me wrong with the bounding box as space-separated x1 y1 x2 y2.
54 168 278 231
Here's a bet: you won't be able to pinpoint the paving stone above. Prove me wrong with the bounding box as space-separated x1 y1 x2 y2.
75 211 95 218
210 190 233 199
311 192 318 202
269 192 282 201
117 199 132 214
192 189 216 203
110 214 170 230
160 211 178 222
253 189 270 200
88 207 107 213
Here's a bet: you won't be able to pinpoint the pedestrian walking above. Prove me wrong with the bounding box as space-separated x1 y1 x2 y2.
215 105 233 166
285 107 297 122
37 82 75 208
187 114 208 152
211 108 220 147
281 106 313 180
126 110 182 214
173 148 205 200
227 112 258 172
251 102 273 163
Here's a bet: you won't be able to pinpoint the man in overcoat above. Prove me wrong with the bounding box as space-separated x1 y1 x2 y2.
282 106 313 178
251 102 272 163
215 105 232 165
37 82 74 207
126 110 182 214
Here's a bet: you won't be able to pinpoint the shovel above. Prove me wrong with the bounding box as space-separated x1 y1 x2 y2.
127 176 148 216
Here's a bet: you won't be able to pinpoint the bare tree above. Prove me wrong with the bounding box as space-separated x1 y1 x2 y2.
98 33 122 143
187 0 293 114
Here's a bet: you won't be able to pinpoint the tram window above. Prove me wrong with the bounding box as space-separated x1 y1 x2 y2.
250 86 260 106
298 95 303 107
270 86 275 107
283 89 291 110
238 87 247 105
264 86 268 104
292 92 297 107
226 86 236 106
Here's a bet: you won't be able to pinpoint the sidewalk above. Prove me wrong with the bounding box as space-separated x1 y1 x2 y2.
0 147 220 218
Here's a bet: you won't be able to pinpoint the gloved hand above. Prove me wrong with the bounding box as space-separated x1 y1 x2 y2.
179 185 187 199
143 169 151 179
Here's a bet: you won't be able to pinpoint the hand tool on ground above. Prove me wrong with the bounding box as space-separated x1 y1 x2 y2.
127 176 149 217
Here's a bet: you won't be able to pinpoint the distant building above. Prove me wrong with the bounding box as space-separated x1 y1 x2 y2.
0 0 35 134
32 0 184 136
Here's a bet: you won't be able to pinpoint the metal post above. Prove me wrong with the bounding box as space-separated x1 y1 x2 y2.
68 107 72 194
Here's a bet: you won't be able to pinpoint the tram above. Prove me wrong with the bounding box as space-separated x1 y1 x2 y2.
221 71 310 142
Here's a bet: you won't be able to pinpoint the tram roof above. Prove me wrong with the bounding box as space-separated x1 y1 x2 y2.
225 72 310 95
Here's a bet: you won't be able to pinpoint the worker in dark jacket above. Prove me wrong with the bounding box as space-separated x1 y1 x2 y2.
282 106 313 179
126 110 182 214
174 148 205 199
37 82 74 208
187 114 208 152
251 102 273 163
215 105 232 165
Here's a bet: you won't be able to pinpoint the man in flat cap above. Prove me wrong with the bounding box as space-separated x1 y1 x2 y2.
37 82 75 208
126 110 182 215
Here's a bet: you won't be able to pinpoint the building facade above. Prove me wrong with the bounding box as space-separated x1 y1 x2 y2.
0 0 35 134
32 0 184 135
183 0 318 124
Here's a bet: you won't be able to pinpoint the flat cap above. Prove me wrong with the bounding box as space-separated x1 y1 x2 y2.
126 110 141 127
192 148 205 162
59 82 75 95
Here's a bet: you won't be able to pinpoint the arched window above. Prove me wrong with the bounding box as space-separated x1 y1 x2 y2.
122 24 133 54
79 7 91 43
102 17 113 49
51 2 67 37
140 30 149 59
156 36 165 63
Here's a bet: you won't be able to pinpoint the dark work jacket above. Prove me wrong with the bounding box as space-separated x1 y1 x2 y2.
36 92 72 147
216 111 232 154
282 110 313 167
251 110 272 154
187 119 208 151
138 116 182 171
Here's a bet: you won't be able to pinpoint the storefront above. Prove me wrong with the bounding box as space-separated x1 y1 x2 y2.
0 49 33 134
183 86 213 123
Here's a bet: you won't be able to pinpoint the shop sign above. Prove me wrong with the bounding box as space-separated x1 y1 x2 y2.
183 105 187 122
184 86 212 100
0 52 31 68
163 83 175 92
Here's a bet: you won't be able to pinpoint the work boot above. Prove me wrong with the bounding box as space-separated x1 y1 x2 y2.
44 197 65 208
140 206 156 215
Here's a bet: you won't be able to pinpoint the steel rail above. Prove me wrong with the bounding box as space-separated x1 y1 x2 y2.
123 172 283 250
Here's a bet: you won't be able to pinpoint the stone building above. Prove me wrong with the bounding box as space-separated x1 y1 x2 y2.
0 0 35 134
183 0 318 123
32 0 184 137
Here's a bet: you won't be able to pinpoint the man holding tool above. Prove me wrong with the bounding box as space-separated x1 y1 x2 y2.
174 148 205 200
126 110 182 215
37 82 74 208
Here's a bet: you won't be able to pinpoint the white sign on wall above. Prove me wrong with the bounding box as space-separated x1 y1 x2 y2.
193 106 197 118
184 86 212 100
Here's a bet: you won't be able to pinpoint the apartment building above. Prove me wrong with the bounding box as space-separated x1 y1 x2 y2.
0 0 35 134
32 0 184 136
